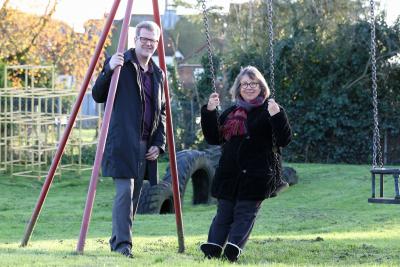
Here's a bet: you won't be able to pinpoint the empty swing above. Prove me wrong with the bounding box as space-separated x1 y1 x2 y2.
367 0 400 204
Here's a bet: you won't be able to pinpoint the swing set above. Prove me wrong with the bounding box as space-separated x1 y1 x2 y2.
19 0 223 255
20 0 185 253
18 0 399 257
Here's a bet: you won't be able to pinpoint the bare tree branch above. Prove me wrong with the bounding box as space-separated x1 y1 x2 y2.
343 51 399 90
2 0 57 62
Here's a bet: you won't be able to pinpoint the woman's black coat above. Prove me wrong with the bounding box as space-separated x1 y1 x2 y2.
201 102 292 201
92 49 166 184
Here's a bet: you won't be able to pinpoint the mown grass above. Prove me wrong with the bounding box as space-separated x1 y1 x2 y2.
0 163 399 266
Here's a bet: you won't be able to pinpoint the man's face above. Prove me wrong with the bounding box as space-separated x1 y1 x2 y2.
135 28 159 59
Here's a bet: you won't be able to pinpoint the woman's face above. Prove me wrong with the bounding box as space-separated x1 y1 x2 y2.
239 74 261 102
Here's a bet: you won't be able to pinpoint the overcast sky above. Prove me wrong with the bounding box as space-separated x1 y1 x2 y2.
2 0 399 32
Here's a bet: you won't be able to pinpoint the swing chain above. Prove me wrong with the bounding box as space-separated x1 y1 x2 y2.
266 0 282 190
199 0 217 93
369 0 383 168
266 0 275 98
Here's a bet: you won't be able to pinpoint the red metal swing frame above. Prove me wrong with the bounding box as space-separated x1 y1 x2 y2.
20 0 185 254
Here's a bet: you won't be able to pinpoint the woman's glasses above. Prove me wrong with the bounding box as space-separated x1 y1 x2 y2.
240 82 259 89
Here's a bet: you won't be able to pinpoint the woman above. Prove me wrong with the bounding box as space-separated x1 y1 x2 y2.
200 66 292 262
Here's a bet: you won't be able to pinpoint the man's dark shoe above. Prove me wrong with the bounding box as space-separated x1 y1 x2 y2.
200 242 223 259
119 247 133 258
270 180 289 198
223 243 241 262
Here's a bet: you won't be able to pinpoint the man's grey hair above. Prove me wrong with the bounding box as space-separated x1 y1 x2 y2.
135 21 161 38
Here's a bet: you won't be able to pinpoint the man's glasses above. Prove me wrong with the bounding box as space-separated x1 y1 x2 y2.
240 82 259 89
137 36 158 45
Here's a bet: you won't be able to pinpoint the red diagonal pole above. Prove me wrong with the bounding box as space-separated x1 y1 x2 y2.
76 0 134 254
152 0 185 253
20 0 122 248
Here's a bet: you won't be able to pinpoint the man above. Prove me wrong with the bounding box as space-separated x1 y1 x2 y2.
92 21 166 258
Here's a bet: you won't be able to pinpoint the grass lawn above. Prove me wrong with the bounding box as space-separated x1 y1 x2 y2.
0 163 399 266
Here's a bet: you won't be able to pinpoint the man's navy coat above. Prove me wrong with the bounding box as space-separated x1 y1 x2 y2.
92 49 166 185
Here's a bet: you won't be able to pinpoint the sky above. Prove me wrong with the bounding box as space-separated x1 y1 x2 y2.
2 0 400 32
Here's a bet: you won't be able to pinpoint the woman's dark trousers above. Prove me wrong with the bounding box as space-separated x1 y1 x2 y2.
207 199 262 256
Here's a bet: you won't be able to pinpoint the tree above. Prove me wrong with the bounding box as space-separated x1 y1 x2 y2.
167 16 204 63
0 0 57 64
0 1 110 88
205 0 400 163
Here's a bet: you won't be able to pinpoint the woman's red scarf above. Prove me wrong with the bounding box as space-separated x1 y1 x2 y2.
220 96 265 141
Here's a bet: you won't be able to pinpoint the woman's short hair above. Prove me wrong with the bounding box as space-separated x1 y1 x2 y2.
229 66 270 101
135 21 161 38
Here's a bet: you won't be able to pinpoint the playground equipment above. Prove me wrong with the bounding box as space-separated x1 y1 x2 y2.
0 65 99 179
21 0 185 254
367 0 400 204
137 149 214 214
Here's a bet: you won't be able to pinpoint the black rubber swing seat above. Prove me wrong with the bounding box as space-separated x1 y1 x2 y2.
368 168 400 204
